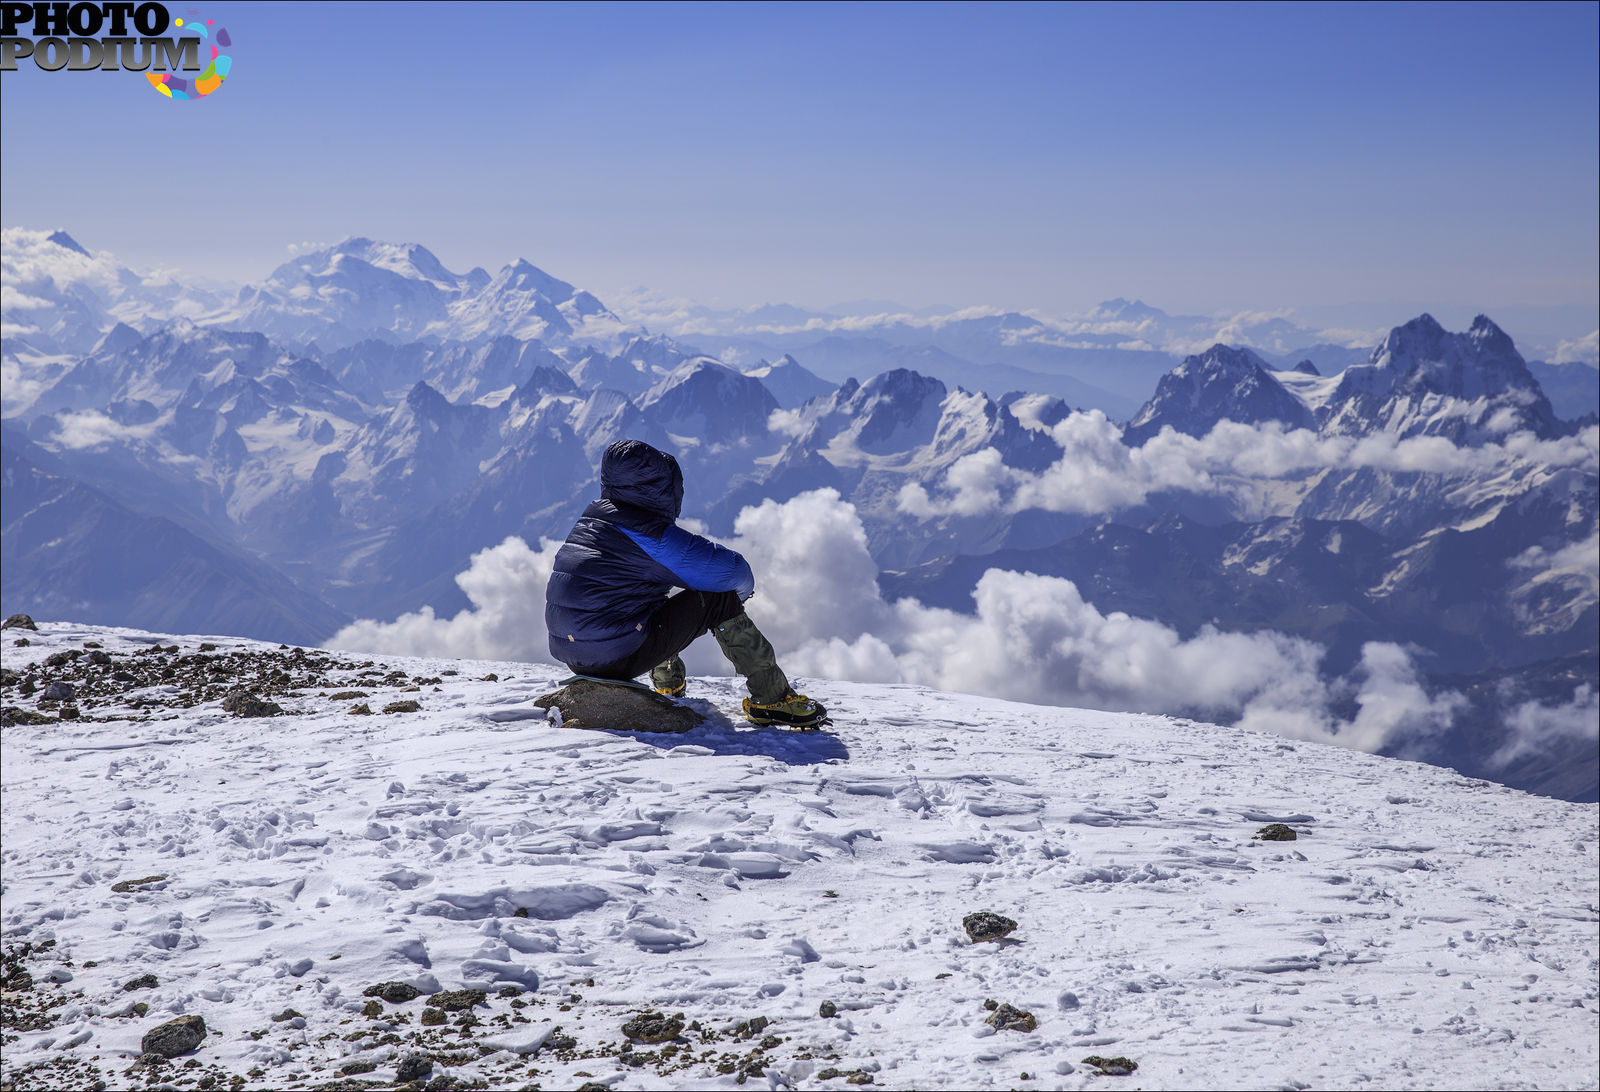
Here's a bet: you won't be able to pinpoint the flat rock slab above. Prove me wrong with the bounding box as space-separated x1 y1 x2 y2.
534 679 701 734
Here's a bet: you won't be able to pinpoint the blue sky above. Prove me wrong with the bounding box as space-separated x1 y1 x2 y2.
1 1 1596 324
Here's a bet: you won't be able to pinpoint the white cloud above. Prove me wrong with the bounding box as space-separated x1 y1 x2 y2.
767 408 808 438
328 536 564 664
902 415 1600 519
1490 686 1599 768
324 490 1488 757
51 409 159 450
1552 330 1599 367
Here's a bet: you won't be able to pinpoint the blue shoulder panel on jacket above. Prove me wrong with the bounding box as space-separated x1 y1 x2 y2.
620 524 755 598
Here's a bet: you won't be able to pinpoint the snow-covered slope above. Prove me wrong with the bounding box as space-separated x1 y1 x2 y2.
2 622 1596 1091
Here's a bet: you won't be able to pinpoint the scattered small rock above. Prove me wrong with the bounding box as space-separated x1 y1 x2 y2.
2 613 38 630
271 1008 302 1022
622 1010 685 1043
419 1008 446 1026
362 981 423 1003
395 1054 432 1082
111 875 167 894
2 706 54 726
429 988 485 1012
329 690 368 701
985 1003 1037 1032
140 1014 206 1058
339 1059 378 1075
731 1015 770 1039
383 700 422 714
1082 1055 1139 1076
44 650 82 667
123 974 160 991
86 650 112 665
12 637 30 646
818 1000 838 1018
57 703 81 720
42 681 76 701
221 689 282 718
1256 823 1298 841
512 906 529 918
964 911 1018 942
350 703 373 715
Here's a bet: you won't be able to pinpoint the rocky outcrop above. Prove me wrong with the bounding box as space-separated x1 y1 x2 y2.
534 679 701 734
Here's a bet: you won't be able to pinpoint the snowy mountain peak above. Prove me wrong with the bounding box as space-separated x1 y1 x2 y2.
641 358 780 443
1124 342 1312 445
45 229 90 256
1468 312 1518 355
499 258 578 302
1321 313 1560 440
1090 297 1168 322
325 237 464 290
91 321 144 356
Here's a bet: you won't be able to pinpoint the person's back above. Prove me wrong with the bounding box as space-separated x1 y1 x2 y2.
545 439 827 728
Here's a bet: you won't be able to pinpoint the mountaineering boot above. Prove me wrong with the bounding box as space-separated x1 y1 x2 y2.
651 655 686 697
712 611 790 706
743 690 829 729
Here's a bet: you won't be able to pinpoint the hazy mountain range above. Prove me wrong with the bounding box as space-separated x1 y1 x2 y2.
2 227 1596 800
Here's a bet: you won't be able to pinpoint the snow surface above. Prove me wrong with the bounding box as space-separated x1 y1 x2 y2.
3 622 1597 1091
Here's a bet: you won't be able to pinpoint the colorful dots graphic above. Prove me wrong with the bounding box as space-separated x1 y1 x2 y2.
148 12 232 102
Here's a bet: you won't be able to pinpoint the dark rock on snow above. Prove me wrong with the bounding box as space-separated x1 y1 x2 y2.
110 875 166 893
428 988 485 1012
622 1010 685 1043
362 980 423 1003
985 1002 1038 1032
221 689 283 717
140 1013 206 1057
534 678 701 734
963 911 1018 942
2 613 38 630
1256 823 1298 841
1 706 55 726
395 1053 433 1081
1082 1055 1140 1076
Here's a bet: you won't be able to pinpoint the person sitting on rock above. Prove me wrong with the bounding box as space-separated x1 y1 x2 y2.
545 438 827 728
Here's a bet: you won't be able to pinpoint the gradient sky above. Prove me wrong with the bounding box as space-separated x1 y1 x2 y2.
1 1 1596 323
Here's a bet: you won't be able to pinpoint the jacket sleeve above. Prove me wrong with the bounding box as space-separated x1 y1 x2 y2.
621 524 755 599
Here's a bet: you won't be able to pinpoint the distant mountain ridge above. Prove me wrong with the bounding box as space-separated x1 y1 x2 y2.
2 228 1594 800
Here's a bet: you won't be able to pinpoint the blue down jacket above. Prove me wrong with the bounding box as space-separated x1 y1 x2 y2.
545 439 754 668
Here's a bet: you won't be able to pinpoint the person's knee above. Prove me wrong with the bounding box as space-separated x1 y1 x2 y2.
704 591 744 628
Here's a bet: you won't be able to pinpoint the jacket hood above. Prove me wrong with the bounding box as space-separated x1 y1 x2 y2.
600 439 684 522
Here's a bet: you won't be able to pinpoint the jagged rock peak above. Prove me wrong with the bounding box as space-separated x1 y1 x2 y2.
404 380 449 415
46 230 90 257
